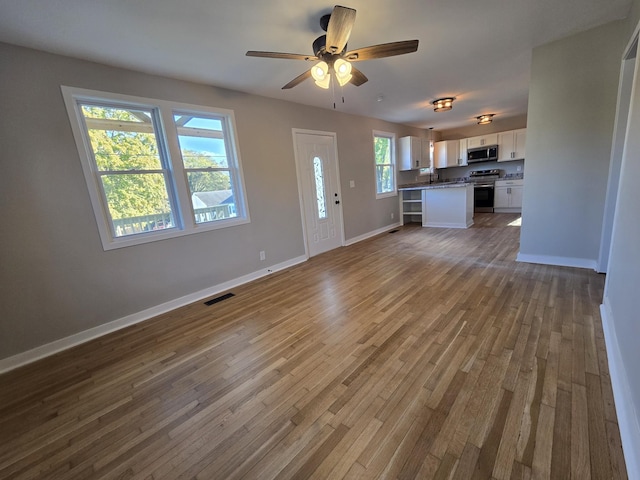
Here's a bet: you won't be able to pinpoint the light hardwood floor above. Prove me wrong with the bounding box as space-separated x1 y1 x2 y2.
0 213 628 479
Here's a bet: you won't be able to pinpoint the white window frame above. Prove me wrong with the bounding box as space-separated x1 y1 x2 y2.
61 86 250 250
373 130 397 199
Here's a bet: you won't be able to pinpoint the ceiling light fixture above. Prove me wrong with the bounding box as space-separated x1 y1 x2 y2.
476 114 495 125
311 59 353 89
334 58 352 87
432 97 455 112
311 61 330 89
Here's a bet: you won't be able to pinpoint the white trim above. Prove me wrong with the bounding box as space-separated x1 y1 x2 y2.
423 220 474 229
516 252 598 271
600 300 640 480
0 255 307 374
373 130 397 199
344 222 402 246
597 38 638 274
291 129 345 258
60 86 251 251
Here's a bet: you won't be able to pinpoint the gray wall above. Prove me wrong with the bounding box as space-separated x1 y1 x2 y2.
0 42 422 360
521 11 640 470
519 21 626 264
438 114 527 141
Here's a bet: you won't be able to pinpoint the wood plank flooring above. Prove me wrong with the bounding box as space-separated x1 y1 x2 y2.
0 213 628 479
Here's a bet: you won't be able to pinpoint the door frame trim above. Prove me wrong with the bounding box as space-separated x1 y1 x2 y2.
292 128 345 259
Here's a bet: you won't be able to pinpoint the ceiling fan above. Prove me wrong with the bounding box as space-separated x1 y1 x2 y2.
246 5 419 90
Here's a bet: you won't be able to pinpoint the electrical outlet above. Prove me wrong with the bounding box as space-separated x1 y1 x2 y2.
349 180 355 188
391 212 394 219
259 250 266 261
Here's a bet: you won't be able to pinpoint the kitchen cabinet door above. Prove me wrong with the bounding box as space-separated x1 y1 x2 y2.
399 136 430 170
494 187 510 209
421 138 432 170
514 129 526 160
494 179 524 212
510 185 523 208
434 140 459 168
467 133 498 149
498 131 515 162
458 138 468 166
498 129 526 162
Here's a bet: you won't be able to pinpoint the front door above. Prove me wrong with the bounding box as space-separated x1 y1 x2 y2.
293 130 343 257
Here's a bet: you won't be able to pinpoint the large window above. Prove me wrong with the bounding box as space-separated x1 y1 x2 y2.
62 87 249 250
373 130 396 198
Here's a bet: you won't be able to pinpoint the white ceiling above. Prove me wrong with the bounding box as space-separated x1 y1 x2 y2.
0 0 632 130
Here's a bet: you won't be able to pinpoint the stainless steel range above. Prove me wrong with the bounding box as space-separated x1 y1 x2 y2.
469 169 501 212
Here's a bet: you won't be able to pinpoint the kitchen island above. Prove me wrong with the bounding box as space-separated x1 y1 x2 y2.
399 183 474 228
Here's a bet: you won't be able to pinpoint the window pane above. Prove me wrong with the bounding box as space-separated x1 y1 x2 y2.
313 157 327 219
187 171 237 223
374 136 391 165
101 173 175 237
79 103 177 239
376 165 394 193
81 105 162 171
174 114 228 168
65 87 252 249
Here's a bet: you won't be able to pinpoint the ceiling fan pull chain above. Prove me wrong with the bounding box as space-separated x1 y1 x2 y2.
332 76 337 109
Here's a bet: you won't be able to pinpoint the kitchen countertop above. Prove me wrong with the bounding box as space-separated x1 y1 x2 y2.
398 182 471 191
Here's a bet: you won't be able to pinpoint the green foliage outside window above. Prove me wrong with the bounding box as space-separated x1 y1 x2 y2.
374 135 394 194
83 106 230 220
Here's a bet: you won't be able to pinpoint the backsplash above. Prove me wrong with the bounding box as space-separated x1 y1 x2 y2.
397 159 524 187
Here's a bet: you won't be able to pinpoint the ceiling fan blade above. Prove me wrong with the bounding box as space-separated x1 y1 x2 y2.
325 6 356 54
344 40 419 62
246 51 317 61
282 70 312 89
350 67 368 86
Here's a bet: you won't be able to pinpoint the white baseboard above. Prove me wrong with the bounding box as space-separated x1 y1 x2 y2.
0 255 307 374
516 252 598 271
344 222 402 246
600 300 640 480
423 220 474 229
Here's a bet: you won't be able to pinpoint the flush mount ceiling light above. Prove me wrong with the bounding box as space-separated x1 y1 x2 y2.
477 114 495 125
432 97 455 112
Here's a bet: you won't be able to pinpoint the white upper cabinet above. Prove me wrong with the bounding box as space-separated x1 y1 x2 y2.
466 133 498 149
434 140 460 168
498 129 526 162
398 136 431 170
458 138 468 166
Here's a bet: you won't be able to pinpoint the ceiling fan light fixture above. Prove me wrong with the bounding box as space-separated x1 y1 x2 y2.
432 97 455 112
311 61 330 89
246 6 418 91
334 58 353 87
476 114 495 125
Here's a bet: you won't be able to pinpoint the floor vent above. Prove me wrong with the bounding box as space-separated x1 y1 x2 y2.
204 293 235 306
389 229 399 234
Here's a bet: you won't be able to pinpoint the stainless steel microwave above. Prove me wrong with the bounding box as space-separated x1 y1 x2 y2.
467 145 498 163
